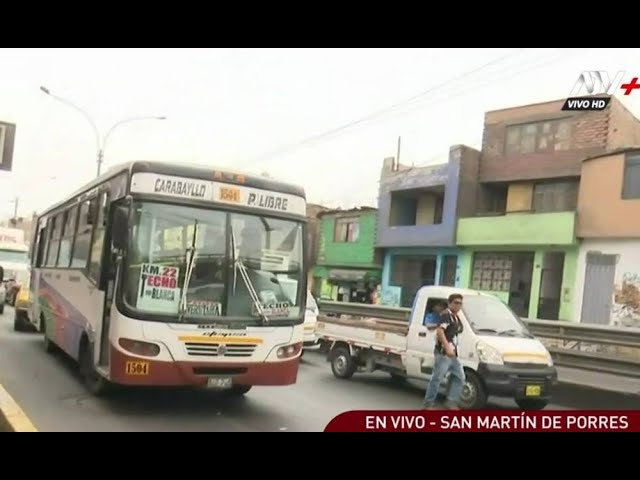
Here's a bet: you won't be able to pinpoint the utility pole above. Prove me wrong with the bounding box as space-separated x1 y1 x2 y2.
395 136 401 171
9 196 18 222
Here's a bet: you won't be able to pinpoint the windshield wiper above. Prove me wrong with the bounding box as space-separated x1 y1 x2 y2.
475 328 499 334
499 329 534 338
178 220 199 322
231 226 269 325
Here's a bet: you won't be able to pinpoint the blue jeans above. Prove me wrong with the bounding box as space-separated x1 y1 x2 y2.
423 353 466 405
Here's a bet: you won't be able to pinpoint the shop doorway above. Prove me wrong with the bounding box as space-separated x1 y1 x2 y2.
537 252 565 320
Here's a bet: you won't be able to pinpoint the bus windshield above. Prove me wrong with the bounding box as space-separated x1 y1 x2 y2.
123 201 305 323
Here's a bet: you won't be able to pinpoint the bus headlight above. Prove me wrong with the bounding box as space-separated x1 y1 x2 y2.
476 341 503 365
276 342 302 359
118 338 161 357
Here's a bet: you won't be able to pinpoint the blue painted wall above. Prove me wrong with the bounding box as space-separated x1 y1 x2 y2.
376 147 462 248
381 247 463 290
380 247 463 306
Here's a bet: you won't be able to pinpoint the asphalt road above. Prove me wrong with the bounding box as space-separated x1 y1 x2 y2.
0 307 638 432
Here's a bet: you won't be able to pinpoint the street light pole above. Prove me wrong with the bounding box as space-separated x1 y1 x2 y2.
39 86 166 177
97 116 166 176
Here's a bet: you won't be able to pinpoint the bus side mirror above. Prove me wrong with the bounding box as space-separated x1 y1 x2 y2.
112 206 129 250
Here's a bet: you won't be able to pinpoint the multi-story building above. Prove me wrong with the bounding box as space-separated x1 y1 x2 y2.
376 145 480 307
456 96 640 320
573 148 640 327
312 207 381 302
305 203 330 294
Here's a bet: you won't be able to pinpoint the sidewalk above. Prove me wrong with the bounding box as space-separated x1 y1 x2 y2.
557 366 640 395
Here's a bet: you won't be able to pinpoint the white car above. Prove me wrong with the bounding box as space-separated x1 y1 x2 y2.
303 291 319 348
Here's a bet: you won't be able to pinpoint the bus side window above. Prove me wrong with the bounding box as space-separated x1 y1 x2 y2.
45 214 63 267
34 224 47 268
71 199 94 269
88 191 109 284
57 206 78 268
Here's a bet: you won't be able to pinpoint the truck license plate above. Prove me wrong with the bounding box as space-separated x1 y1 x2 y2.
206 377 233 389
525 385 541 396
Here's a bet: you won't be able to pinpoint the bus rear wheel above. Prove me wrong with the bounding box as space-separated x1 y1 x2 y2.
42 315 56 353
79 341 111 396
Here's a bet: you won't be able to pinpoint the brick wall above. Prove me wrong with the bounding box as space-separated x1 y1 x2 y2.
479 98 608 182
607 98 640 149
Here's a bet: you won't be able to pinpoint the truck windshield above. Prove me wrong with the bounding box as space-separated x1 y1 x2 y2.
122 201 304 323
462 296 530 336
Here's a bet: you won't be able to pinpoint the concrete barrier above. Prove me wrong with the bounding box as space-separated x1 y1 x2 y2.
0 384 37 432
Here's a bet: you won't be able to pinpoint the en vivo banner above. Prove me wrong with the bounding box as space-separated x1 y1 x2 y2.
324 411 640 432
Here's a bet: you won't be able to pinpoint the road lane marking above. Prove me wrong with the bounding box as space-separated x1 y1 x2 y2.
0 383 38 432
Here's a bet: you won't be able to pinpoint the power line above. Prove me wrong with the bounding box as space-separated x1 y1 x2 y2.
380 48 581 125
245 49 538 167
258 48 578 175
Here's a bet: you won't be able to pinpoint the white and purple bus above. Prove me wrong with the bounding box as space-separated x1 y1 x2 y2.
29 161 308 396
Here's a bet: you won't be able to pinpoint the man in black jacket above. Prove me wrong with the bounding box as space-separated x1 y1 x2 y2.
423 293 466 410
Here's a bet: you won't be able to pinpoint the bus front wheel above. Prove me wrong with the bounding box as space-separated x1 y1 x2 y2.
79 340 111 396
229 384 252 395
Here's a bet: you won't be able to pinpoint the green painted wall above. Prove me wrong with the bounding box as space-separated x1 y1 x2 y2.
457 246 577 320
457 211 577 246
317 211 380 268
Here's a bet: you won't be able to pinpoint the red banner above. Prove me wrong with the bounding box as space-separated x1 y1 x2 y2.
324 410 640 432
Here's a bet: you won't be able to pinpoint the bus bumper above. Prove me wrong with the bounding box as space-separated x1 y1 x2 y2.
109 346 300 387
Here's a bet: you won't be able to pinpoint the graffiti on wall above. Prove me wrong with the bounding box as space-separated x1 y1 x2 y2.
612 272 640 327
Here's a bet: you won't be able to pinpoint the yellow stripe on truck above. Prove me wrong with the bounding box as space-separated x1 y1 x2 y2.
502 352 549 359
178 336 263 344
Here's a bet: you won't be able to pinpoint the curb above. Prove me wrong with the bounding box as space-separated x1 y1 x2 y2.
0 384 38 432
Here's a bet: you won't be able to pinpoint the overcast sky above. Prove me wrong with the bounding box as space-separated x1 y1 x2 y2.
1 48 639 219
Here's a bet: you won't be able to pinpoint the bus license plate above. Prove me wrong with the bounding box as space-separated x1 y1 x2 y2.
125 361 149 375
206 377 233 389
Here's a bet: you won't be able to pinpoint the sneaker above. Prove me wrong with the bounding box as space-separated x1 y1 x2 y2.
444 402 460 410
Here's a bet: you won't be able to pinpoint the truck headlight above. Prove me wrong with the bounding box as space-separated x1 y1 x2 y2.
476 341 503 365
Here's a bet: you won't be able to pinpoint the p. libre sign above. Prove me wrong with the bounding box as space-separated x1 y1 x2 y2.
0 121 17 172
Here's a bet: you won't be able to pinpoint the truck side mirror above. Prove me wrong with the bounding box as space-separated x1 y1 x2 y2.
112 206 129 250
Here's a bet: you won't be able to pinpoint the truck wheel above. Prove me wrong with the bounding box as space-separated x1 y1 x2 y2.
516 399 548 410
330 346 357 379
458 370 488 410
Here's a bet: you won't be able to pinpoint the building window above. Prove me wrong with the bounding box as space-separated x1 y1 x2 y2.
622 153 640 199
533 180 578 212
334 217 359 242
471 253 512 292
505 118 572 155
